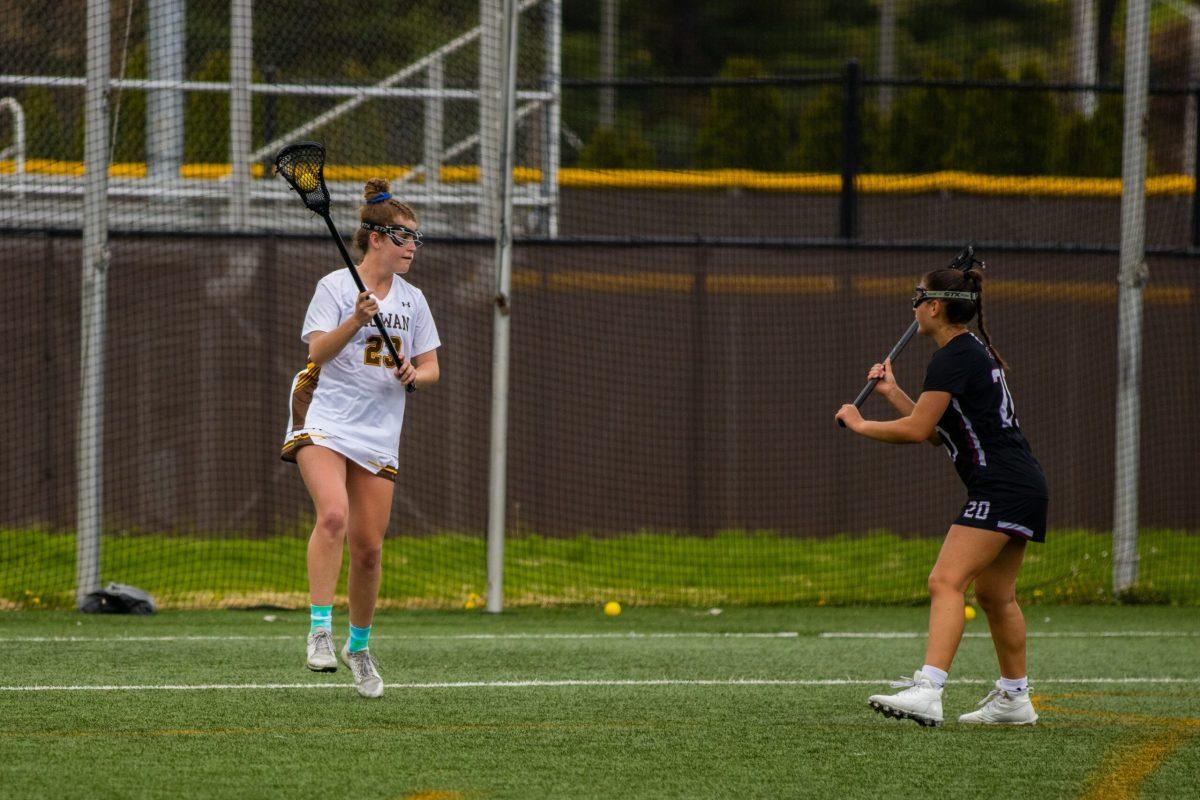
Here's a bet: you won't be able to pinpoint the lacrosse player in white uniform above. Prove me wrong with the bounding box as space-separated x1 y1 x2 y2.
282 179 440 698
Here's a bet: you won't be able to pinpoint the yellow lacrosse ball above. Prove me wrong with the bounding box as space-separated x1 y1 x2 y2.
604 601 621 617
296 168 319 191
964 605 977 621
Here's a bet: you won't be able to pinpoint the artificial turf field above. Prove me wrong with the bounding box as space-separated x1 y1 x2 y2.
0 606 1197 799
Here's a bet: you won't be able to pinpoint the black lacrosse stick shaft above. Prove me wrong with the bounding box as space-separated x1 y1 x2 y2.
849 320 919 409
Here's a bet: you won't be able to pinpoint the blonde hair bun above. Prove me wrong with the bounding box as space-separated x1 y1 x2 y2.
363 177 391 201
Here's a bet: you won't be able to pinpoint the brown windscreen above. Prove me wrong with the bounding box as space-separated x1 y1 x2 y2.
1 233 1196 607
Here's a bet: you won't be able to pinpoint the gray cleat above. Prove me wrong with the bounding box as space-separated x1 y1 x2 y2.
306 628 337 673
340 643 384 698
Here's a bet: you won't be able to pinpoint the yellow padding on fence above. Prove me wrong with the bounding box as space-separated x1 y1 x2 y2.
706 275 837 295
548 271 694 294
853 277 1193 305
512 271 838 295
509 271 1192 303
2 159 1195 198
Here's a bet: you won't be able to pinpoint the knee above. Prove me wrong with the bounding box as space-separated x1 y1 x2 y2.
928 569 966 598
314 507 348 540
976 587 1016 615
350 544 382 572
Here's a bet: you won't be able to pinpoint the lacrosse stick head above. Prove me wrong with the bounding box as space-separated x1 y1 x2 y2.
274 141 330 216
949 244 984 274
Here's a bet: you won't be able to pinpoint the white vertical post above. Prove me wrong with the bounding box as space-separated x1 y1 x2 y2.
479 0 501 236
1113 0 1150 596
1074 0 1098 117
147 0 185 178
0 97 27 174
425 58 444 191
486 0 519 614
230 0 252 230
78 0 111 608
878 0 896 113
544 0 561 236
599 0 617 128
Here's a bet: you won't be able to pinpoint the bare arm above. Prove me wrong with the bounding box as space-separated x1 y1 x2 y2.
394 349 440 390
866 359 944 446
836 390 952 444
307 291 378 365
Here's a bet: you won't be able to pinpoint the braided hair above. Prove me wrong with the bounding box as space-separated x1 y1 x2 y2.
922 264 1009 370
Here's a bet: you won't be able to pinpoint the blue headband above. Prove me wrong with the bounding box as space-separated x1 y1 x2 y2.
366 192 392 205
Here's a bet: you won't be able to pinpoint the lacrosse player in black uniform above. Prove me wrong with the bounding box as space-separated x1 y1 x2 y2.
836 258 1048 727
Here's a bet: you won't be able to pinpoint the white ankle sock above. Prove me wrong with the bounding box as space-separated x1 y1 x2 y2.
920 665 948 688
998 676 1028 694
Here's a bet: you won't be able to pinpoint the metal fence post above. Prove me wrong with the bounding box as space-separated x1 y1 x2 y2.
1113 0 1151 596
78 0 111 608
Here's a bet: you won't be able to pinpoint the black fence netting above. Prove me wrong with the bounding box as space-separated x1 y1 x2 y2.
1 236 1197 606
1 1 1197 609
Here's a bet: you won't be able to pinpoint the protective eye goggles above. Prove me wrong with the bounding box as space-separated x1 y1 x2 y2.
911 287 978 308
361 222 423 248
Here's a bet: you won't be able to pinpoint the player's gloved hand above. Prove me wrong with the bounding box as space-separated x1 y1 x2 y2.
393 355 417 389
868 358 898 397
354 291 380 326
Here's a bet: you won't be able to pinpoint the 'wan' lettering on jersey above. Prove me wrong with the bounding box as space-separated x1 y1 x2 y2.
376 312 410 331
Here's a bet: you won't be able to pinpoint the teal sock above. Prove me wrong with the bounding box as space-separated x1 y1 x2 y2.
310 604 332 633
348 623 372 653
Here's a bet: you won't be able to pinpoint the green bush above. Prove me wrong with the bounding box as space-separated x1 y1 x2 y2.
1056 93 1125 177
185 50 229 163
788 84 885 172
882 59 968 172
579 126 656 168
951 53 1059 175
694 57 790 170
20 86 75 161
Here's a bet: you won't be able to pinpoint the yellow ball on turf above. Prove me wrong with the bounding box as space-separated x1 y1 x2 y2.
603 601 621 617
964 605 977 621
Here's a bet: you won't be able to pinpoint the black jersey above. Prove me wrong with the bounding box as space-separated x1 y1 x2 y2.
922 332 1048 496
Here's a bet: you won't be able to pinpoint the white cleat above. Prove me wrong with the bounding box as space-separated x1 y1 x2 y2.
867 671 944 727
958 686 1039 725
306 628 337 673
341 643 384 699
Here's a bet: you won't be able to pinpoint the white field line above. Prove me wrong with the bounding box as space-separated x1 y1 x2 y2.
1 630 1196 644
2 677 1200 693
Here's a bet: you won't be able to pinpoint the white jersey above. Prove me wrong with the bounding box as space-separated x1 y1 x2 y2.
283 268 440 461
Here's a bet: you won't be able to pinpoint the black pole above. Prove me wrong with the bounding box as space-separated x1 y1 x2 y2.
1192 88 1200 247
840 59 862 240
